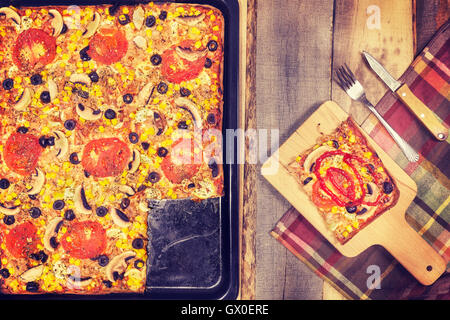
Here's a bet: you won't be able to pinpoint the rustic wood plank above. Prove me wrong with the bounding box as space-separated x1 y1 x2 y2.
239 0 258 300
255 0 334 300
416 0 449 53
331 0 414 125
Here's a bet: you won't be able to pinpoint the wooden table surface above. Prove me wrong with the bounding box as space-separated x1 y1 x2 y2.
239 0 449 300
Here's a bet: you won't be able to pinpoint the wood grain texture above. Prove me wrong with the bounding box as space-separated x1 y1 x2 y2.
416 0 450 53
255 0 334 299
331 0 414 125
239 0 258 300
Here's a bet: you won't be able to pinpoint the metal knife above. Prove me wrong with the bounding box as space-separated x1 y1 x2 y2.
362 51 449 141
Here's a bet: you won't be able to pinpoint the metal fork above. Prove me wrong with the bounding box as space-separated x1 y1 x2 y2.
335 64 419 162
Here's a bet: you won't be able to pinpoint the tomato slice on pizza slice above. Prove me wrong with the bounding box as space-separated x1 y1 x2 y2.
61 221 106 259
5 222 40 258
311 181 337 210
160 138 202 184
161 41 207 84
88 28 128 65
82 138 131 178
12 28 56 71
3 132 42 176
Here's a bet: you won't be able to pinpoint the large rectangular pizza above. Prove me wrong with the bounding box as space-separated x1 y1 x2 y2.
0 2 224 294
289 118 400 244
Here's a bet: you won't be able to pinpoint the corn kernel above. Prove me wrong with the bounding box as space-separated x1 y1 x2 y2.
349 135 356 143
364 151 372 159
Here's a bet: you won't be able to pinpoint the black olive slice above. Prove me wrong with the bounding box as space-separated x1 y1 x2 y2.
123 93 133 104
29 207 41 218
26 281 39 292
147 172 160 183
145 15 156 27
64 119 76 130
79 46 91 61
2 78 13 90
177 121 188 130
69 152 80 164
332 140 339 149
157 82 168 94
180 87 191 97
0 268 11 278
3 215 15 225
159 10 167 20
366 183 373 195
52 200 65 210
115 208 130 223
104 109 117 120
118 14 130 25
346 206 357 213
204 58 212 68
129 132 139 144
96 206 108 217
30 74 43 85
150 54 162 66
383 181 394 194
120 198 130 210
40 91 51 103
356 208 368 215
88 71 99 82
207 40 218 51
64 209 76 221
141 142 150 150
97 255 109 267
206 113 216 125
303 177 313 185
134 259 145 269
49 236 59 249
132 238 144 249
103 280 113 288
0 178 10 189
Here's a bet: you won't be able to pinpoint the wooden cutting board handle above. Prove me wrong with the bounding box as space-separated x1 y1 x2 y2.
378 212 446 285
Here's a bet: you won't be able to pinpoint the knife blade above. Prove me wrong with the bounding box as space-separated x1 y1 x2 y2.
362 51 448 141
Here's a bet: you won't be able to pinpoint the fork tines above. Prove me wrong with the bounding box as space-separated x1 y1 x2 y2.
335 64 357 90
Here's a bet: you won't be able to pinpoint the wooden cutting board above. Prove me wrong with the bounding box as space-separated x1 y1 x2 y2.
261 101 446 285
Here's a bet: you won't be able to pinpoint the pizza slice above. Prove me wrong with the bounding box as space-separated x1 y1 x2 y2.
289 117 400 244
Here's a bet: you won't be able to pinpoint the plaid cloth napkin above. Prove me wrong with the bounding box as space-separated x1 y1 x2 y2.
271 20 450 300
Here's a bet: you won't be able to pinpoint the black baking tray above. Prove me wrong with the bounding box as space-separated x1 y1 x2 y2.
0 0 240 300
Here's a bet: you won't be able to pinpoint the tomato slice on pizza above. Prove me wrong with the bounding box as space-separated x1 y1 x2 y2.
161 41 206 84
311 181 336 210
12 28 56 70
81 138 131 178
161 138 202 184
61 221 106 259
6 222 40 258
88 28 128 65
3 132 42 176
